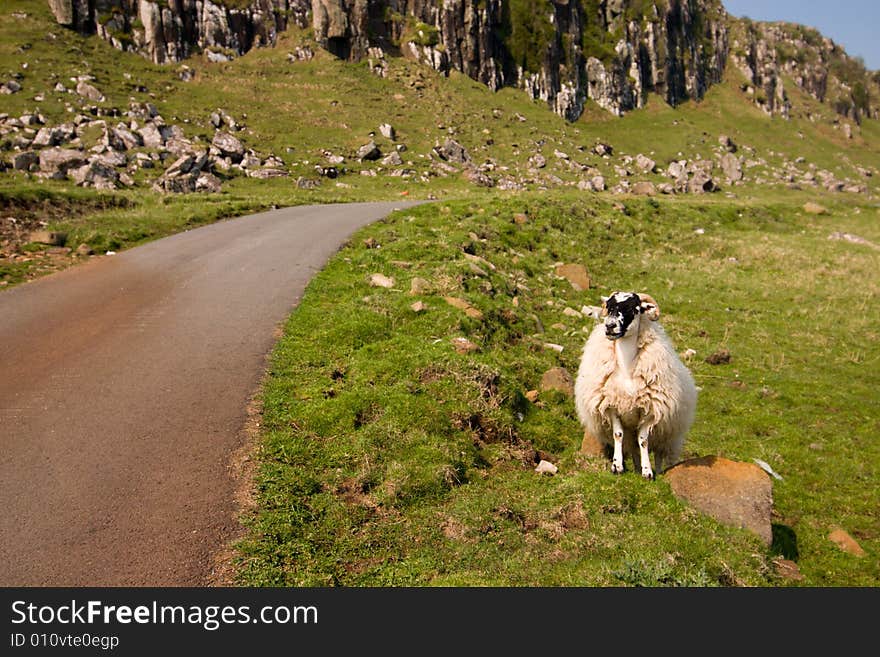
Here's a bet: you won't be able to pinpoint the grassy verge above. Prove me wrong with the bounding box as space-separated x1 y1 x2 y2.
234 191 879 586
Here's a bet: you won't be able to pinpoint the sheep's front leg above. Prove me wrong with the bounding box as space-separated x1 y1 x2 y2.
610 413 624 474
637 423 653 480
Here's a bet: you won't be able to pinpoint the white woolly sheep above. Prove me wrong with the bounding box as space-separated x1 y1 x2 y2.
574 292 697 479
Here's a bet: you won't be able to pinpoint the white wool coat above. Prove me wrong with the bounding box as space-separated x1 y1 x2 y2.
574 320 697 466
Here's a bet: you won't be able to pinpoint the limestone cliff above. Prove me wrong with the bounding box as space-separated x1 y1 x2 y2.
48 0 878 123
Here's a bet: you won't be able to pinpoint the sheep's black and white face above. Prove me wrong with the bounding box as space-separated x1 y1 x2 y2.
603 292 642 340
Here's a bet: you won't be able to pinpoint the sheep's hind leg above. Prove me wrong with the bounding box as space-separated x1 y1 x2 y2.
637 424 654 480
610 413 624 474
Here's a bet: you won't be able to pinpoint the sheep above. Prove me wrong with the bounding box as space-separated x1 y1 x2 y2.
574 291 697 479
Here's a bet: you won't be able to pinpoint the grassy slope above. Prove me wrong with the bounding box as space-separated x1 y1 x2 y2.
2 1 878 585
237 192 879 586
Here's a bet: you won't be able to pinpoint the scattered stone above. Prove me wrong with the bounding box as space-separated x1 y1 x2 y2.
212 131 245 161
356 141 381 161
12 151 39 171
525 390 539 403
369 273 394 288
513 212 528 225
38 147 85 177
1 80 22 94
773 558 804 581
635 154 655 172
463 167 494 187
554 263 590 291
719 153 743 182
535 460 558 475
562 307 582 318
434 138 471 164
592 142 613 156
631 181 656 196
590 175 606 191
688 171 717 194
444 296 483 320
75 80 104 102
287 46 314 62
363 237 379 249
718 135 737 152
705 348 731 365
379 123 396 140
828 528 866 556
553 149 569 160
681 348 697 361
409 277 431 295
665 456 773 545
195 172 222 193
803 202 826 215
540 367 573 397
451 337 479 354
753 458 782 481
410 300 427 313
841 123 852 140
543 342 564 353
529 153 546 169
380 151 402 167
828 232 880 250
28 230 67 246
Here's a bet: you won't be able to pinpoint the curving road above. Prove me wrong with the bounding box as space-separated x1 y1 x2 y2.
0 201 417 586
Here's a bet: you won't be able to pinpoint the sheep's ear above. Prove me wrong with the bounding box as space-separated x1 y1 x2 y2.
638 294 660 321
600 296 609 317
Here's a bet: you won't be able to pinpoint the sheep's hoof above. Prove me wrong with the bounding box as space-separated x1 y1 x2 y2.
611 462 624 474
641 468 655 481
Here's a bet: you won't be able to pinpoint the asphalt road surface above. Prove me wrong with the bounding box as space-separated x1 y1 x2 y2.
0 201 416 586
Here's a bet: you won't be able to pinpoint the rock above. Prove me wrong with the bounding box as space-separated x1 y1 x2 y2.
554 263 590 291
688 171 717 194
138 123 165 149
540 367 573 396
195 172 222 193
70 160 118 188
535 460 558 475
369 273 394 288
828 528 866 556
75 243 94 256
164 153 197 177
665 456 773 545
379 123 395 140
212 131 245 161
434 138 471 164
803 202 827 215
553 149 569 160
592 142 613 156
451 337 479 354
12 151 39 171
108 126 141 150
841 123 852 139
463 167 494 187
719 153 742 182
705 349 731 365
444 296 483 320
529 153 546 169
38 147 85 177
635 154 655 172
590 175 606 191
827 232 879 250
409 277 431 295
410 301 427 313
380 151 402 167
525 390 539 402
718 135 737 152
631 181 656 196
357 141 381 161
249 168 288 179
513 213 528 225
580 430 606 457
1 80 22 94
28 230 67 246
773 558 804 581
75 80 104 102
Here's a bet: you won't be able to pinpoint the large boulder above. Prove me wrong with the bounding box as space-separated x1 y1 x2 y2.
719 153 743 183
665 456 773 544
434 138 471 164
38 148 86 177
211 131 245 162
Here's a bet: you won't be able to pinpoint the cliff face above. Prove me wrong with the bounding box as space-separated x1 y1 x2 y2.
47 0 311 64
48 0 878 123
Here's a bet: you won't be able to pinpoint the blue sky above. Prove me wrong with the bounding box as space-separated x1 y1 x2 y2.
724 0 880 70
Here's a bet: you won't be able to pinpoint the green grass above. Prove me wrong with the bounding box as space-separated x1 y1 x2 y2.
234 193 879 586
1 1 878 586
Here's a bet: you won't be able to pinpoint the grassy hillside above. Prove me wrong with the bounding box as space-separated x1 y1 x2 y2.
1 1 878 585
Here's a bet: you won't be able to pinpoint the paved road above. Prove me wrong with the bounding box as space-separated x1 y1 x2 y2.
0 201 416 586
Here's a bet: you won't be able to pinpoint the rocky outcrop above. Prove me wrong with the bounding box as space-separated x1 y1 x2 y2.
49 1 879 123
48 0 312 64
